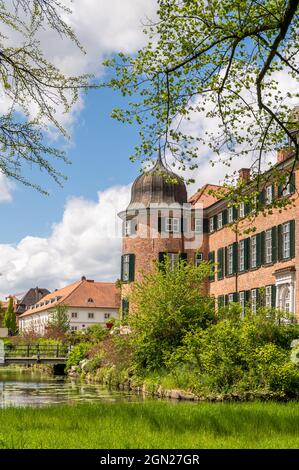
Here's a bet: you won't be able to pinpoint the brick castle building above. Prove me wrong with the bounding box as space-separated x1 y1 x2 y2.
119 147 299 320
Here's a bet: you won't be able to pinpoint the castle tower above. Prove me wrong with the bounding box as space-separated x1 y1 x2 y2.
118 153 188 317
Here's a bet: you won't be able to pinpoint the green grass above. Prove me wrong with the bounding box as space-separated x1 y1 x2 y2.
0 401 298 448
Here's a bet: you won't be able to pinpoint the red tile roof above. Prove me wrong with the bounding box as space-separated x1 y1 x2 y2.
19 278 120 318
189 184 223 208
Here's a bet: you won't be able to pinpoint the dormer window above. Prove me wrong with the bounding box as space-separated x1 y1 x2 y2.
209 217 214 233
87 298 94 303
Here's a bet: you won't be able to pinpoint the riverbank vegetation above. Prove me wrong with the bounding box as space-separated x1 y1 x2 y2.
0 401 299 448
64 260 299 400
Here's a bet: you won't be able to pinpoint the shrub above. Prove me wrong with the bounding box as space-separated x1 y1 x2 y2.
66 342 91 369
128 258 214 372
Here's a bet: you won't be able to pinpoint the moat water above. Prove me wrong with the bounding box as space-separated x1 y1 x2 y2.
0 368 144 407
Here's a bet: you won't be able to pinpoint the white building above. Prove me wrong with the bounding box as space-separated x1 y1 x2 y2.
19 276 120 335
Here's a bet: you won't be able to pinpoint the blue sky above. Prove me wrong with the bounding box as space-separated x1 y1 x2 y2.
0 87 139 244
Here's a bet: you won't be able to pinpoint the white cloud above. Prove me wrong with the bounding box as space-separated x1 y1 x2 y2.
0 174 14 203
0 184 131 298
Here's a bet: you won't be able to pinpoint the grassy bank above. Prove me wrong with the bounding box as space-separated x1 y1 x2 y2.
0 401 299 448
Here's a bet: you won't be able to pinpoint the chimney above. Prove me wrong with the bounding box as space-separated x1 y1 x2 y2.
238 168 251 182
277 148 293 163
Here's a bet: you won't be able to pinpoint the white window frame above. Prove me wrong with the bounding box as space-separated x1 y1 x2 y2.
266 186 273 204
228 245 233 275
228 293 234 304
251 236 257 268
124 220 131 236
104 313 110 319
71 312 78 319
239 240 245 272
228 207 234 224
71 326 78 331
218 213 223 229
194 252 203 267
166 217 180 233
265 286 272 308
168 252 180 269
251 289 257 314
88 312 94 319
282 222 290 259
239 202 245 218
209 217 214 233
194 218 202 233
265 229 272 264
282 183 290 197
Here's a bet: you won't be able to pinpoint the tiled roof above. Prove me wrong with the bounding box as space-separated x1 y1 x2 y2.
189 184 222 208
19 278 120 318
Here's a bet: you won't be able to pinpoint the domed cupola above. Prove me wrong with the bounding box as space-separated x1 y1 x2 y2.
127 153 187 210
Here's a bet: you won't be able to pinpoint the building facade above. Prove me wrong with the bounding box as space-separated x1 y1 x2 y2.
19 277 120 334
119 149 299 320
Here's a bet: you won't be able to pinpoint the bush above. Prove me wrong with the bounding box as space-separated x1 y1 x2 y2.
128 258 214 372
66 342 91 370
167 312 299 397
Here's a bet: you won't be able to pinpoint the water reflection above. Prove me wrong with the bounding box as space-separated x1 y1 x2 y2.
0 368 144 407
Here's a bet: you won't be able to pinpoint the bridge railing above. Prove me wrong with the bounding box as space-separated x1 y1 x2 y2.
3 344 70 358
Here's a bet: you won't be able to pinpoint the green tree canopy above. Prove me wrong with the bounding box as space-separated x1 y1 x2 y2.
127 257 214 372
47 304 70 335
0 0 91 193
104 0 299 208
4 296 17 334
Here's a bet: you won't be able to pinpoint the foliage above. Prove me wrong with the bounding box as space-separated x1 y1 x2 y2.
128 258 214 372
0 0 92 192
4 297 17 334
66 342 91 370
46 305 70 339
167 311 299 396
104 0 299 209
0 302 4 327
84 324 108 343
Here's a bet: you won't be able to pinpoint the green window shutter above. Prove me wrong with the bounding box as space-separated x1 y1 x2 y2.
271 285 276 308
213 215 218 230
290 220 295 259
244 238 250 270
217 248 224 279
129 254 135 282
256 233 262 267
232 242 238 274
245 290 251 303
233 292 239 302
272 226 277 263
262 231 266 264
203 218 209 233
277 224 282 261
179 252 188 263
244 203 250 216
218 295 224 307
259 189 265 207
208 251 215 281
222 209 228 225
121 298 129 318
278 184 283 197
224 294 229 306
224 246 228 277
233 207 238 221
120 255 124 281
158 252 167 271
290 173 296 194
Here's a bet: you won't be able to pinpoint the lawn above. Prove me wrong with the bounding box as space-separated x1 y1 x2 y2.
0 401 298 448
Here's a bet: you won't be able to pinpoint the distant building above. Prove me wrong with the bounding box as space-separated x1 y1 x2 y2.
16 287 50 315
19 276 120 334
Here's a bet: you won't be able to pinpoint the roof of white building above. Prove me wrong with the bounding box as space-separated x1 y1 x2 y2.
19 277 120 318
